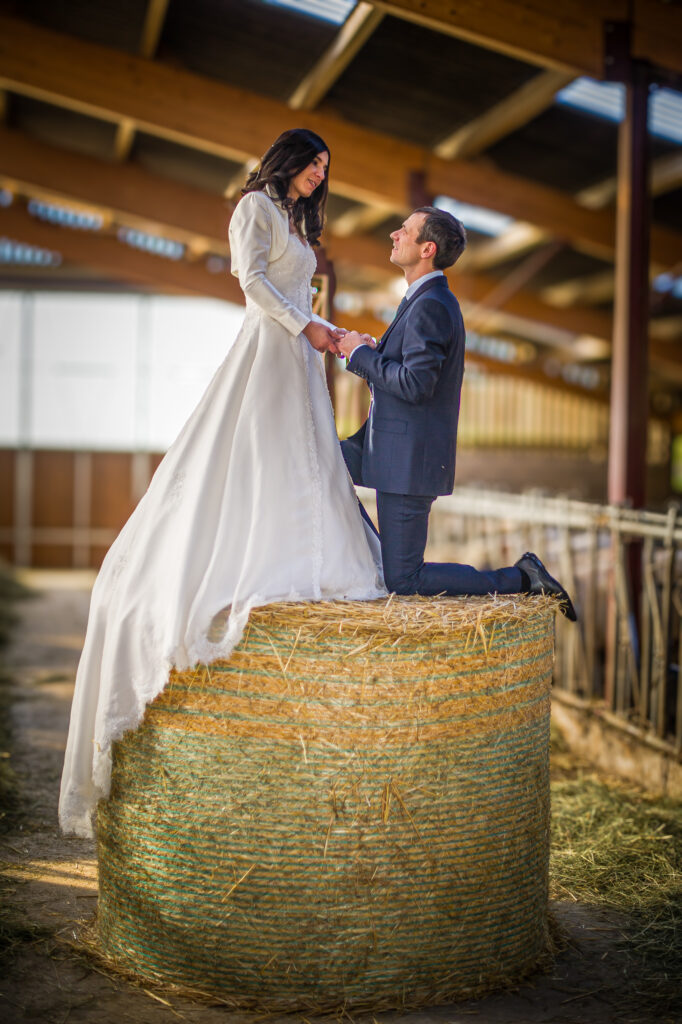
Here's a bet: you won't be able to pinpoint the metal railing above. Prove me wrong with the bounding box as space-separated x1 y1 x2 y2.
426 487 682 756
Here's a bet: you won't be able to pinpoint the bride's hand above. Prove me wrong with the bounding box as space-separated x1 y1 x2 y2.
303 321 340 354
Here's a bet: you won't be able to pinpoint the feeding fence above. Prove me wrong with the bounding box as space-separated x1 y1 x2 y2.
423 487 682 756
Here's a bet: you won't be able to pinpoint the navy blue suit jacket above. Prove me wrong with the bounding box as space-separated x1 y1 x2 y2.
345 274 465 496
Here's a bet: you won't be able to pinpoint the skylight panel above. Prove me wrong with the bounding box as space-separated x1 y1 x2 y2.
654 272 682 300
557 77 682 145
435 196 514 237
28 199 104 231
651 88 682 145
263 0 356 24
557 78 623 122
0 237 62 266
117 227 185 261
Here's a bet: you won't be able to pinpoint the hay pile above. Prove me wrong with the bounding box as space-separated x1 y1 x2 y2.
97 594 557 1011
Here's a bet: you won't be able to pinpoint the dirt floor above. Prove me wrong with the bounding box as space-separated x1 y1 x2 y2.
0 571 675 1024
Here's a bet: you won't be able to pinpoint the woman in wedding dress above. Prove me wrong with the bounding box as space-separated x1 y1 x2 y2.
59 128 385 838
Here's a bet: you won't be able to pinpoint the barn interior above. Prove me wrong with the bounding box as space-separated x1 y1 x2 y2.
1 0 682 756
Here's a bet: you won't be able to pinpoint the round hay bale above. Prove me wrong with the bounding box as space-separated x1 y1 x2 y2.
96 594 556 1011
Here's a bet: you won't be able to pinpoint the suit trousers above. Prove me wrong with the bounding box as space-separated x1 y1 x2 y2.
341 438 523 597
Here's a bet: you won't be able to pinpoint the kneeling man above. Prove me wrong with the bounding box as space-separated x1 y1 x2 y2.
336 206 576 620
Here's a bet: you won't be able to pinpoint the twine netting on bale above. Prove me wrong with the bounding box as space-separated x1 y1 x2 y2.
96 594 557 1012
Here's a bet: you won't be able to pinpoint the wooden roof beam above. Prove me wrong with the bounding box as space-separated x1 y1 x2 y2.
434 69 575 160
374 0 682 77
461 223 548 272
0 201 242 303
114 0 171 162
0 126 230 253
578 150 682 210
331 234 680 369
330 202 397 237
1 15 680 269
541 269 615 307
288 2 384 110
2 125 678 367
327 232 614 342
140 0 171 58
340 68 575 240
0 125 608 342
0 202 612 401
464 153 682 274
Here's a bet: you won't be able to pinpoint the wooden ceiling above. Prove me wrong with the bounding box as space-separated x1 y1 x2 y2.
0 0 681 404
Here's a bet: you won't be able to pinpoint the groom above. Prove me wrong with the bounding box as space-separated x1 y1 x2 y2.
335 206 576 619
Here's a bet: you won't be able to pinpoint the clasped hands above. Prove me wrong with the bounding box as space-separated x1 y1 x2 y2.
303 321 376 358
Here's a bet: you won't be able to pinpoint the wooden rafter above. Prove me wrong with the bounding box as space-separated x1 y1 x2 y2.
434 69 575 160
1 16 680 269
374 0 682 77
330 203 397 237
0 201 241 303
578 150 682 211
329 232 682 368
3 126 680 374
114 0 171 162
327 232 613 342
342 68 574 237
462 223 548 272
139 0 171 58
0 126 617 344
0 201 615 400
465 150 682 274
0 126 230 252
288 2 383 110
541 270 615 307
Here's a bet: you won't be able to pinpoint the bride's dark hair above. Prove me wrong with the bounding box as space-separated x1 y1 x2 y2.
242 128 330 247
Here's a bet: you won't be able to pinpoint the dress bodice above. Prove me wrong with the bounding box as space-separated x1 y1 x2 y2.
258 230 317 320
228 190 318 339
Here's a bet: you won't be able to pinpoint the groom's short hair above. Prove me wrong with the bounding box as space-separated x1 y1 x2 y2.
414 206 467 270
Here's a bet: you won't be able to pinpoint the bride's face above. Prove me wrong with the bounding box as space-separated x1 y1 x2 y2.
287 151 329 200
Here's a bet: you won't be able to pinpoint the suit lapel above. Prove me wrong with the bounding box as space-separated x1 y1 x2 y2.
377 275 447 351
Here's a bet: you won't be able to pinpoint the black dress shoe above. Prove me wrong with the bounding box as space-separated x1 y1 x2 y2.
515 551 577 621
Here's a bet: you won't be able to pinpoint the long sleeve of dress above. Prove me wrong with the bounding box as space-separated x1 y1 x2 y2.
229 191 311 338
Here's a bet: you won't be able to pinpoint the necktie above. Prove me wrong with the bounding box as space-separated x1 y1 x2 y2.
377 296 408 349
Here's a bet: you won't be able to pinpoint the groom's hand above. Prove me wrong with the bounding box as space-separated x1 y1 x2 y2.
336 331 376 359
303 321 341 354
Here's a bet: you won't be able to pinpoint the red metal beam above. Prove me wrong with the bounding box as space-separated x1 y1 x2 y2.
608 60 651 508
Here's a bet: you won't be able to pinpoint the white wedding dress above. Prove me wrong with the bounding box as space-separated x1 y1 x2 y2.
59 189 385 838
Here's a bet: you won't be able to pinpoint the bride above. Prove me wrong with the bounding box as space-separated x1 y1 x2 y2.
59 128 385 838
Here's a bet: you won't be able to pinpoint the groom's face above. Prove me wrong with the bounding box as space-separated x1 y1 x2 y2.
390 212 429 271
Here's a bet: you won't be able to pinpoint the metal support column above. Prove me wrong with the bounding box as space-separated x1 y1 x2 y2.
604 25 651 706
608 58 651 507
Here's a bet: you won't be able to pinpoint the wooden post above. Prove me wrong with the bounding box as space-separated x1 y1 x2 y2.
608 56 651 507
